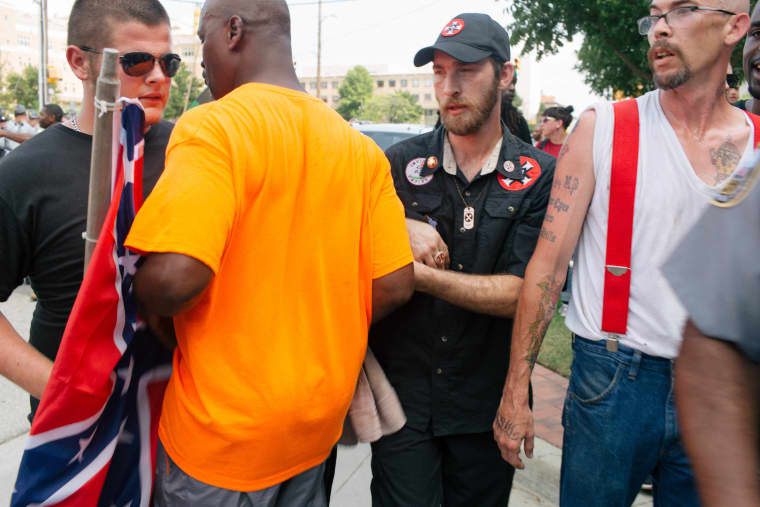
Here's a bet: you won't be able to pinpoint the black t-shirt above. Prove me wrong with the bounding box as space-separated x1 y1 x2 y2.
369 126 555 436
0 121 172 362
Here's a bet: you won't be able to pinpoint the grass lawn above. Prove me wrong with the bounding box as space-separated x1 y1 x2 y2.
536 310 573 378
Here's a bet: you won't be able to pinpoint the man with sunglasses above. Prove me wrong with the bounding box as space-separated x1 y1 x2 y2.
493 1 755 505
0 0 176 418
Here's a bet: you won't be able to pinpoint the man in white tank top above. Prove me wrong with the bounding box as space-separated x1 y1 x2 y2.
492 1 754 505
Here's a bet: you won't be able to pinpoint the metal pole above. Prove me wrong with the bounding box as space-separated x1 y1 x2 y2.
316 0 322 102
84 49 120 269
41 0 48 105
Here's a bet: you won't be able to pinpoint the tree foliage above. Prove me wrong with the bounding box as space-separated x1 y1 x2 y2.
357 91 424 124
164 62 204 120
337 65 374 120
0 65 57 111
505 0 756 98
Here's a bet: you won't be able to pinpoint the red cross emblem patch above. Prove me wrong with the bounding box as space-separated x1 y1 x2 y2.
498 156 542 191
441 18 465 37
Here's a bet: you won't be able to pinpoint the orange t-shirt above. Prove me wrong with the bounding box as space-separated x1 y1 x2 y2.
125 83 412 491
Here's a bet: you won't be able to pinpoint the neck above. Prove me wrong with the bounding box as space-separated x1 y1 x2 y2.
749 97 760 116
548 128 566 145
76 89 96 135
658 76 737 140
447 107 503 178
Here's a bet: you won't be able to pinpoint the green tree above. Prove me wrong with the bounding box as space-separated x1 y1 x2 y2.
164 62 204 120
357 91 424 124
505 0 757 98
2 65 57 110
337 65 373 120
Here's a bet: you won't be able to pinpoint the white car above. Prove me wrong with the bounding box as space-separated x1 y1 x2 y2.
355 123 432 151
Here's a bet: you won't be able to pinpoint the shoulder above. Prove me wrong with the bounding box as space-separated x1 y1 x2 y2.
0 126 82 183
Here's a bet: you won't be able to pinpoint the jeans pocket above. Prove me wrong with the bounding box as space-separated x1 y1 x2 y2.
567 346 626 405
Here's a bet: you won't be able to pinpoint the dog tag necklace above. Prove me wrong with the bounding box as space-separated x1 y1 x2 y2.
454 180 486 230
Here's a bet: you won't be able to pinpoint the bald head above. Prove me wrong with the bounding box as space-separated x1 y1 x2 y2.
199 0 301 98
202 0 291 41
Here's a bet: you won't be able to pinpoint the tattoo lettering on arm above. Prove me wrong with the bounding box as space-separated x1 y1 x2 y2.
525 276 563 369
548 197 569 213
539 227 557 243
563 176 579 195
709 139 741 185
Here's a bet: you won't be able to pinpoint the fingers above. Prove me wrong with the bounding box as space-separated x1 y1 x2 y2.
524 433 535 459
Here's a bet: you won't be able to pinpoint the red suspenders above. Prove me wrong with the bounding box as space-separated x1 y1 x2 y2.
600 101 760 350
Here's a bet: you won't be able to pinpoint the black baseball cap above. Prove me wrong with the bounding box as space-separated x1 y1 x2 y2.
414 13 510 67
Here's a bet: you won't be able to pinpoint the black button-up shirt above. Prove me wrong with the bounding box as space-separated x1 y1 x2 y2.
370 125 555 436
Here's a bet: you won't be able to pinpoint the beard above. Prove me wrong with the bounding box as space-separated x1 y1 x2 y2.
439 74 500 136
648 42 692 90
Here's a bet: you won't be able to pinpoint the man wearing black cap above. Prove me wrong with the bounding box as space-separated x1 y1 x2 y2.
369 13 554 506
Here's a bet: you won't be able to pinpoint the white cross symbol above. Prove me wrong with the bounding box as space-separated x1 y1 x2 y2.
444 22 461 34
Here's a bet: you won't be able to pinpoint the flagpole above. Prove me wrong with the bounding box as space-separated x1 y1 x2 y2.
84 49 120 269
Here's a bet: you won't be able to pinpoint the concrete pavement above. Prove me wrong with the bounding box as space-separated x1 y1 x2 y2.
0 286 652 505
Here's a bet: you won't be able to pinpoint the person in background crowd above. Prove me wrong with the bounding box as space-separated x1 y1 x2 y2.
126 0 414 504
0 0 175 414
39 104 64 129
0 105 37 151
502 73 533 144
369 13 554 506
27 110 42 132
536 105 574 157
727 73 741 103
494 0 753 505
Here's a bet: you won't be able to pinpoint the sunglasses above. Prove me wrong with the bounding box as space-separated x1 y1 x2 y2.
79 46 181 78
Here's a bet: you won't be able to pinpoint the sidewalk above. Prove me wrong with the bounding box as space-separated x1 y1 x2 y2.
0 287 652 505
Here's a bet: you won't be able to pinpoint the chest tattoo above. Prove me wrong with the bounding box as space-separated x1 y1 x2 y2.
709 140 741 186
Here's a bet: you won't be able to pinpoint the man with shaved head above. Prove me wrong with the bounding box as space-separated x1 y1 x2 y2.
126 0 414 504
493 0 757 505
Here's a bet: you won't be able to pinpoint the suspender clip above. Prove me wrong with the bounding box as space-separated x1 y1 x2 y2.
605 265 630 277
605 334 620 352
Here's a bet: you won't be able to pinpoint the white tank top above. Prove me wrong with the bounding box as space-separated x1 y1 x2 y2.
565 90 755 358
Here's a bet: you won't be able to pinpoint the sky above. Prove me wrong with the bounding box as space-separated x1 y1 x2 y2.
7 0 606 119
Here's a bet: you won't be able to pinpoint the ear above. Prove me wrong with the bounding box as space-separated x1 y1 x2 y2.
498 62 514 92
726 12 750 46
227 15 244 50
66 45 93 81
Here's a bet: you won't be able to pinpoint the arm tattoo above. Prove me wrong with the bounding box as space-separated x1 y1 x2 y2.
549 197 570 213
563 175 579 195
709 139 740 185
525 276 563 369
495 412 522 440
539 227 557 243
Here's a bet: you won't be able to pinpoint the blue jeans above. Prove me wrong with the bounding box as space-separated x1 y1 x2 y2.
560 336 699 507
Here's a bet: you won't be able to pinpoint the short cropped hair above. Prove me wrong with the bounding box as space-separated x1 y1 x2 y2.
67 0 170 48
42 104 64 122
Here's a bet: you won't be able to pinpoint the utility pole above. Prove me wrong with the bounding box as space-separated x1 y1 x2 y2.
38 0 48 108
315 0 322 102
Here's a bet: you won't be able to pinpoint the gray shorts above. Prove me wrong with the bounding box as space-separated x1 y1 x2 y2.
153 440 328 507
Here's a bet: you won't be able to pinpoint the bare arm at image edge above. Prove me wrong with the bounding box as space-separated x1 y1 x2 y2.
0 311 53 399
372 263 414 324
676 320 760 507
493 110 597 469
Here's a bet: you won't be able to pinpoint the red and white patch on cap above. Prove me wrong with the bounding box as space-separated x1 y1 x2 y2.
441 18 465 37
498 156 542 191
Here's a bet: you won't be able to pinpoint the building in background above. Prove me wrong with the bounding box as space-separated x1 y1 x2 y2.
0 2 82 112
297 65 438 125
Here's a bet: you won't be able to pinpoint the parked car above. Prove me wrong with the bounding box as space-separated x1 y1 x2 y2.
355 123 432 151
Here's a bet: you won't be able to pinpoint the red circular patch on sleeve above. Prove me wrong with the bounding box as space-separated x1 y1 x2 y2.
441 19 465 37
497 156 542 191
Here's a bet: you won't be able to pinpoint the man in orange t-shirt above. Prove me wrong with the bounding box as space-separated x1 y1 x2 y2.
125 0 414 504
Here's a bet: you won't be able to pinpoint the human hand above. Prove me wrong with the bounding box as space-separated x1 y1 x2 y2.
493 392 534 469
405 218 449 269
